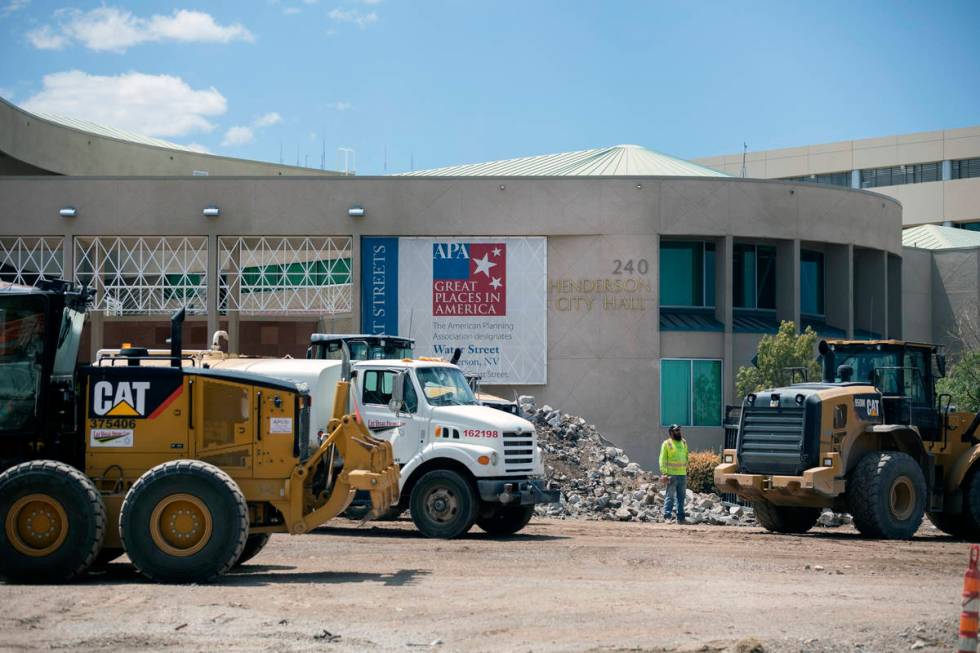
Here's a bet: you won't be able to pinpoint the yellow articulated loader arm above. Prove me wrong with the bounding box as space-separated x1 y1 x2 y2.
273 379 399 534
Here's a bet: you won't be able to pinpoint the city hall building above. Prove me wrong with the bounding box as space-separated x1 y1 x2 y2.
1 97 977 468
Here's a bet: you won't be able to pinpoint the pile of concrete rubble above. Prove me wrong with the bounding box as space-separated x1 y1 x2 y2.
520 396 850 528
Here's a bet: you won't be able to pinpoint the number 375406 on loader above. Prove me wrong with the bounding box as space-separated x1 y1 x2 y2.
0 280 399 583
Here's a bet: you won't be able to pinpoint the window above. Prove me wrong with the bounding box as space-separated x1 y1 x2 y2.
903 349 928 405
734 244 775 310
860 162 941 188
800 250 825 316
782 172 851 187
361 369 419 413
0 295 46 432
958 222 980 232
415 366 478 406
659 241 715 307
952 158 980 180
660 359 722 427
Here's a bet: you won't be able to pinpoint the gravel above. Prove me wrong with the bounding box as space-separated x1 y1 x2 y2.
521 395 849 528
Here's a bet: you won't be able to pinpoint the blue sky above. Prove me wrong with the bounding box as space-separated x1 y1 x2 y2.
1 1 978 174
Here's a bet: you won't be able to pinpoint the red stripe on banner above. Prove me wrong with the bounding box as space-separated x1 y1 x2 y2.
148 386 183 419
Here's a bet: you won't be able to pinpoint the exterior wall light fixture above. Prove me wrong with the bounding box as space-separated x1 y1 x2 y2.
348 205 365 218
59 207 77 218
203 206 220 217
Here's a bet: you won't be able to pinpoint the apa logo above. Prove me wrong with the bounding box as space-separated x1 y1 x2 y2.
93 381 152 417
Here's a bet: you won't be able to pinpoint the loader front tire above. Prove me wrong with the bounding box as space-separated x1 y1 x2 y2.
931 465 980 541
847 451 926 540
233 533 271 568
752 500 820 534
476 504 534 536
410 469 477 539
927 511 970 539
0 460 106 583
121 461 248 583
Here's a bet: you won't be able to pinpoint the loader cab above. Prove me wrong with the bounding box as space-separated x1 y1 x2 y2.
307 334 415 361
823 340 940 440
0 281 91 469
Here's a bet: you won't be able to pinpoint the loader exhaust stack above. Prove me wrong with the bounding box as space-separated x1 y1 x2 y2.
818 340 835 383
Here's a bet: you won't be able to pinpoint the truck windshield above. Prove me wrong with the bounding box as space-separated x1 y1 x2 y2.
0 295 46 431
416 366 478 406
53 307 85 375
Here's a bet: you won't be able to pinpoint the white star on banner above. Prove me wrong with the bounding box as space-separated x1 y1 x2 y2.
490 277 502 289
473 253 497 277
492 247 502 257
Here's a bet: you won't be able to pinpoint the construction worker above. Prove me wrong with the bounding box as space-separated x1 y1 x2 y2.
659 424 689 523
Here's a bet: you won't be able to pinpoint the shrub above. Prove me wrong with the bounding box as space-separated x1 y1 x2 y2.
686 449 721 494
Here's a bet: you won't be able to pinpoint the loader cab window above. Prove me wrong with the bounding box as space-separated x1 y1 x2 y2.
834 348 900 392
0 295 47 432
903 348 930 404
53 307 85 376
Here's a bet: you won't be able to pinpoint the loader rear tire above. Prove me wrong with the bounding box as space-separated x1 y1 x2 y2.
0 460 106 583
927 512 970 539
477 504 534 536
931 465 980 542
847 451 926 540
752 500 820 534
410 470 477 539
233 533 271 568
120 461 248 583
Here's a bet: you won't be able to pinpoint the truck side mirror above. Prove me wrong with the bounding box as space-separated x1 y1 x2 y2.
388 371 407 414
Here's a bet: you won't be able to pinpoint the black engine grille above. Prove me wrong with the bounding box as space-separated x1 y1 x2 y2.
737 405 808 475
502 431 534 473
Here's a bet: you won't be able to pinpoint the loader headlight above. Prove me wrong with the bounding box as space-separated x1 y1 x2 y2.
724 454 734 464
823 458 833 467
317 430 325 444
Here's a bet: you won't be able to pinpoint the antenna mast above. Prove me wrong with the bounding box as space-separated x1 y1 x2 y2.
741 142 748 178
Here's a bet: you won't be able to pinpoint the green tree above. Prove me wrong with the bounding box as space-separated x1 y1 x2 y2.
735 321 821 398
937 350 980 412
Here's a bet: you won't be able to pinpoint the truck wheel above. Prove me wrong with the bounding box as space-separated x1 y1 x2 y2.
752 500 820 534
409 470 477 539
120 461 248 583
0 460 106 583
927 512 969 539
477 505 534 536
847 451 926 540
931 466 980 541
233 533 271 568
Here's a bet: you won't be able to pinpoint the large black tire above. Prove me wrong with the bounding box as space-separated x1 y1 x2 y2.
233 533 271 568
847 451 926 540
752 500 820 534
409 470 477 539
0 460 106 583
120 460 248 583
89 547 125 572
927 512 969 539
476 504 534 536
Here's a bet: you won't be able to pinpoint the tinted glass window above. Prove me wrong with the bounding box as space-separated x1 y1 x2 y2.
660 242 704 307
0 296 46 432
800 250 825 316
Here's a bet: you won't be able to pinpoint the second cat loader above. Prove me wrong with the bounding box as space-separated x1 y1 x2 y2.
0 280 398 583
715 339 980 540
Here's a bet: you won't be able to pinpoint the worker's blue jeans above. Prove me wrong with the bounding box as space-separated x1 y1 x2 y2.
663 475 687 521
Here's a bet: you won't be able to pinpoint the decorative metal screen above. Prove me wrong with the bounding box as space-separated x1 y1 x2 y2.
74 237 208 315
218 237 352 314
0 237 64 287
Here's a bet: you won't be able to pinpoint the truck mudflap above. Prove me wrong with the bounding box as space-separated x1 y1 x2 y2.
477 478 560 506
713 449 845 504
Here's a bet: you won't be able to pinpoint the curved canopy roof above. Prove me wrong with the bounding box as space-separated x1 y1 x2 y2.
397 144 728 177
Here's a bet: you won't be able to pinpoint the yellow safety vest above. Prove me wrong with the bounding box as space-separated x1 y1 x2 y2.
659 438 689 476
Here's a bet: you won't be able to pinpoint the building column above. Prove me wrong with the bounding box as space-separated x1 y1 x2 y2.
226 239 241 353
942 160 952 181
825 244 853 337
776 239 801 328
89 311 104 357
61 235 74 282
850 170 861 189
881 250 890 338
206 234 218 342
715 236 734 405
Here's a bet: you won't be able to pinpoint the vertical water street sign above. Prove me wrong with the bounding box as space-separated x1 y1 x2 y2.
360 237 399 336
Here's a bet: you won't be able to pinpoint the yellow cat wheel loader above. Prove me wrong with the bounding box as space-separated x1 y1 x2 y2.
0 280 398 583
715 339 980 540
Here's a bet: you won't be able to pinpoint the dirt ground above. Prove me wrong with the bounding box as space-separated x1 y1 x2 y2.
0 518 967 653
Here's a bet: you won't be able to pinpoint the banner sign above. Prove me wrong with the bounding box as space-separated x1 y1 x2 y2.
360 236 547 385
360 237 399 336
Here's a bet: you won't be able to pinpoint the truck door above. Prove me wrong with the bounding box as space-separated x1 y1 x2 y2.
358 367 424 465
905 348 939 441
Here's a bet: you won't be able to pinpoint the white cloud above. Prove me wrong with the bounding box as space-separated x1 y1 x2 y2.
0 87 12 100
221 126 253 147
28 6 254 53
1 0 30 18
328 7 377 28
26 25 68 49
327 101 351 111
185 143 211 154
282 7 301 15
253 112 282 127
21 70 227 137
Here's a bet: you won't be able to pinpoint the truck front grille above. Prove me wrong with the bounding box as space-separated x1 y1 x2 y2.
502 431 535 473
738 405 807 475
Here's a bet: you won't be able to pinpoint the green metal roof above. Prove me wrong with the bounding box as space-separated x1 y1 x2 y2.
902 224 980 250
27 109 202 153
397 144 729 177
